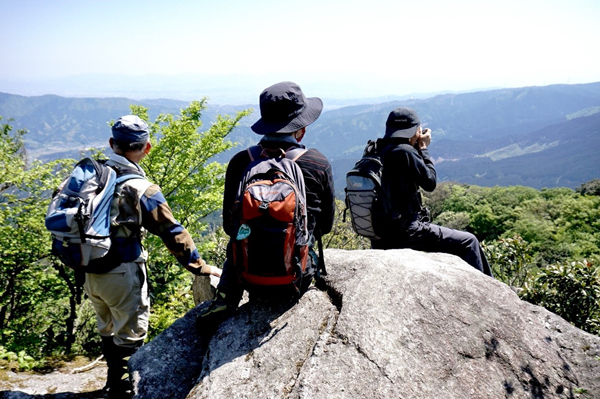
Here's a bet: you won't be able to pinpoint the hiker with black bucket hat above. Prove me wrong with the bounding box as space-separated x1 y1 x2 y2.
200 81 336 320
370 107 494 277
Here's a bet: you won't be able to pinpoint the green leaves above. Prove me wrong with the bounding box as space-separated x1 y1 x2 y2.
482 235 535 288
521 260 600 335
1 116 78 360
137 100 250 229
0 116 27 193
324 199 370 250
0 346 39 371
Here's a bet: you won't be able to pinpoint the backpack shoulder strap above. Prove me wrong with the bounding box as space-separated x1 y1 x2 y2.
247 145 263 162
109 164 144 178
105 161 146 184
115 173 146 185
284 147 308 161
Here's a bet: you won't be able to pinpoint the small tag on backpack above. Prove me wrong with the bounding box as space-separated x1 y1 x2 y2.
236 224 251 240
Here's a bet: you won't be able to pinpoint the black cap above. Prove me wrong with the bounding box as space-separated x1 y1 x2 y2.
384 107 421 138
251 81 323 135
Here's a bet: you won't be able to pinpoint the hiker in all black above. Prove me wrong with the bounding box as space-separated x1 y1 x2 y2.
372 107 493 277
201 81 336 318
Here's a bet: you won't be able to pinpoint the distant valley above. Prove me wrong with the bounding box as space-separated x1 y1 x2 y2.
1 81 599 193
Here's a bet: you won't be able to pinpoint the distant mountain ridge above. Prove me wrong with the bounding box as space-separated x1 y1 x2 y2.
304 82 600 191
0 92 254 161
0 72 471 106
433 112 600 188
307 82 600 157
1 82 599 190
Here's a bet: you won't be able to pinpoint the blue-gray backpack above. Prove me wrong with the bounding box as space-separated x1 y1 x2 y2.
344 140 392 240
45 158 144 269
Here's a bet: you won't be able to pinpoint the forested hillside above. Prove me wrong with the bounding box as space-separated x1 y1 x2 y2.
308 81 600 151
434 112 600 188
1 81 599 189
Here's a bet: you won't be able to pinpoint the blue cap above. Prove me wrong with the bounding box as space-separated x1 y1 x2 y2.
112 115 149 143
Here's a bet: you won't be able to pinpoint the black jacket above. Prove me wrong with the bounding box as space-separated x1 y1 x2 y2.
222 138 336 240
378 138 437 225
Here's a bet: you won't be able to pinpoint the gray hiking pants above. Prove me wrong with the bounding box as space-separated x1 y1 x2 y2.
372 220 493 277
84 261 149 347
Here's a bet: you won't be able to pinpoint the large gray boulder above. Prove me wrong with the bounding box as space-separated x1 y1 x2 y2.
130 249 600 399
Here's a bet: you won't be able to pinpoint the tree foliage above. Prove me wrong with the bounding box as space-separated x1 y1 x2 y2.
482 236 535 288
324 199 370 251
577 178 600 196
521 259 600 335
0 101 251 361
0 116 27 192
0 116 74 362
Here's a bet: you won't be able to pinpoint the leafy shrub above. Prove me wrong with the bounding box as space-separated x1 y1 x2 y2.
147 273 195 341
520 259 600 335
482 235 535 289
434 211 470 231
199 226 229 268
0 346 40 371
577 179 600 196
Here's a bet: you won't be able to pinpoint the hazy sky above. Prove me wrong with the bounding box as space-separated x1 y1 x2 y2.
2 0 600 98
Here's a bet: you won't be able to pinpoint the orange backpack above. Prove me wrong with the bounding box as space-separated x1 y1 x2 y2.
232 145 309 290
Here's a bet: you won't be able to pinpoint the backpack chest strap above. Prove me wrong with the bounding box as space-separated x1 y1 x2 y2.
248 145 308 162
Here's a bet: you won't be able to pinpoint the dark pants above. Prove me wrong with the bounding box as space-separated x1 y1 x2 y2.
217 241 315 307
372 220 493 277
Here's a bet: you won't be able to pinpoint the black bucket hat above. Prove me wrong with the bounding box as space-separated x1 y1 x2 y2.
251 81 323 135
384 107 421 139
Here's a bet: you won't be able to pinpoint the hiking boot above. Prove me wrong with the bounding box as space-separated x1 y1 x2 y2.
198 290 236 325
102 338 138 399
107 378 134 399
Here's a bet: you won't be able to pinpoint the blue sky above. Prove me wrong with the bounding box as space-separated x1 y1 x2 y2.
2 0 600 100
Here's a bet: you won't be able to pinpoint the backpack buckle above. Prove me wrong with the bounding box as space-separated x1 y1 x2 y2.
258 201 270 213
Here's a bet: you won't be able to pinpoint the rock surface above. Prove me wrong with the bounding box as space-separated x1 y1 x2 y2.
130 248 600 399
0 358 107 398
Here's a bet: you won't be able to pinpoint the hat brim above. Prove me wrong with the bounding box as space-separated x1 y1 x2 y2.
384 125 419 139
251 97 323 135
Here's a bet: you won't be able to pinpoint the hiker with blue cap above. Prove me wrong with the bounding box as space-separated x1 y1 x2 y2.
84 115 221 398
